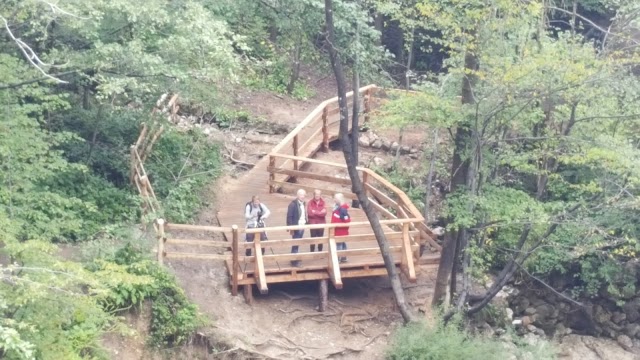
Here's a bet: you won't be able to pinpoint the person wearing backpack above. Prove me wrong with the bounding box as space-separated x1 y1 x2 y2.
245 195 270 256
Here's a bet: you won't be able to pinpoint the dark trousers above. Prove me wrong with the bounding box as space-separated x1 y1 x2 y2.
245 231 266 256
291 230 304 254
310 228 324 252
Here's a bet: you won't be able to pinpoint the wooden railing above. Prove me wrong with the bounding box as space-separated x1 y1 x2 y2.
145 84 440 302
130 123 163 220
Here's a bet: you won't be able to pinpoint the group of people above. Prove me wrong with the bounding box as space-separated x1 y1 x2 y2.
244 189 351 267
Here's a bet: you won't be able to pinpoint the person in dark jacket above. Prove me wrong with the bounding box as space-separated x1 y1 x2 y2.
307 189 326 252
331 193 350 263
286 189 307 266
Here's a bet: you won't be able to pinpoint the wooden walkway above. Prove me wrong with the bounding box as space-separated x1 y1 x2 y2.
142 85 440 304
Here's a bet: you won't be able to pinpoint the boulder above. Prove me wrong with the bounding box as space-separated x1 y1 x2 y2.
372 157 386 168
358 134 370 147
515 298 531 314
623 323 640 338
622 298 640 323
381 140 391 151
409 147 419 154
612 312 627 324
390 141 400 152
594 305 612 324
524 307 537 316
617 334 634 352
400 145 411 154
371 139 382 149
409 153 419 159
505 308 514 322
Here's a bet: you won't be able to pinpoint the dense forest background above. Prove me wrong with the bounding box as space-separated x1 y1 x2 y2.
1 0 639 359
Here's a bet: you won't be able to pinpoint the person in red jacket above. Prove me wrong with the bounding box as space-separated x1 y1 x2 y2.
331 193 350 263
307 189 327 252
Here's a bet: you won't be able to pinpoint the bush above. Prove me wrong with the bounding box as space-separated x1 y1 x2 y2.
93 244 204 348
387 318 555 360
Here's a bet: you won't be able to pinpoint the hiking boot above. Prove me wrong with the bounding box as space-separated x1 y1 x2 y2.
290 260 301 267
339 257 348 263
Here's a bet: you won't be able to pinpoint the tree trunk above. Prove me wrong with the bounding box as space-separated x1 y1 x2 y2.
405 28 415 89
423 129 439 222
432 49 478 307
324 0 415 324
286 35 302 95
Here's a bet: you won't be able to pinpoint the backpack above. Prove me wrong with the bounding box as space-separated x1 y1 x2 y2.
246 202 265 220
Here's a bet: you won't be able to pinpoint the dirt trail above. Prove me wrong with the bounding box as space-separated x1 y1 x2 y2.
161 80 439 359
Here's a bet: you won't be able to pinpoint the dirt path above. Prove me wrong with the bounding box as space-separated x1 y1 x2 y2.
161 81 439 359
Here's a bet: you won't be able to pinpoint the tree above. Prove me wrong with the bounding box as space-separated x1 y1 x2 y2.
324 0 416 324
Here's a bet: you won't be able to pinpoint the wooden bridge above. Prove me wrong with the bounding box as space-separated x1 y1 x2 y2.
132 85 440 305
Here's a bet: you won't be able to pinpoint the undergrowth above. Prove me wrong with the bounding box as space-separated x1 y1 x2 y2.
387 317 555 360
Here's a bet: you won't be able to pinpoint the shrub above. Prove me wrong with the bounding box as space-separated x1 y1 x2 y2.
387 318 555 360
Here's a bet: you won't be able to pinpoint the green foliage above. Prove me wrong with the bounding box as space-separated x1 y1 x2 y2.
387 317 555 360
94 244 203 348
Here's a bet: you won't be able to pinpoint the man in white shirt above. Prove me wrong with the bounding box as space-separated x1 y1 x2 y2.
286 189 307 267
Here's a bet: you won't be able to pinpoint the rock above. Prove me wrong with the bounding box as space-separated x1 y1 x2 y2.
358 134 370 147
561 335 637 360
515 298 531 314
480 322 495 337
617 334 634 351
623 323 640 338
524 307 537 316
521 316 533 327
526 324 538 333
594 305 612 324
505 308 514 322
372 157 386 167
400 145 411 154
536 304 555 319
432 227 445 236
556 323 568 337
409 153 418 159
381 140 391 151
612 312 627 324
390 141 400 152
535 328 546 336
371 139 382 149
622 298 640 323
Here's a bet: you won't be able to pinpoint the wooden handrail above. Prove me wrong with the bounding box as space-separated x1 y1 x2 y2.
244 217 423 234
271 85 377 155
164 223 232 232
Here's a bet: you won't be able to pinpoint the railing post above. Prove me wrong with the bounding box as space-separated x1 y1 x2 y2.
292 135 299 183
364 89 371 124
327 227 343 289
140 175 149 220
401 222 417 282
362 171 369 198
129 145 136 184
156 219 165 265
254 231 268 294
268 155 275 193
322 107 329 152
231 225 239 296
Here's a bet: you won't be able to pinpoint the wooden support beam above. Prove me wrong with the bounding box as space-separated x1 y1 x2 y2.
231 225 239 297
269 155 276 193
327 231 343 289
156 219 165 265
368 198 397 219
322 107 329 152
365 183 398 209
164 252 230 260
254 241 268 294
164 239 231 248
319 279 328 312
270 181 356 200
244 285 253 305
164 223 231 232
267 167 352 186
401 223 417 282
